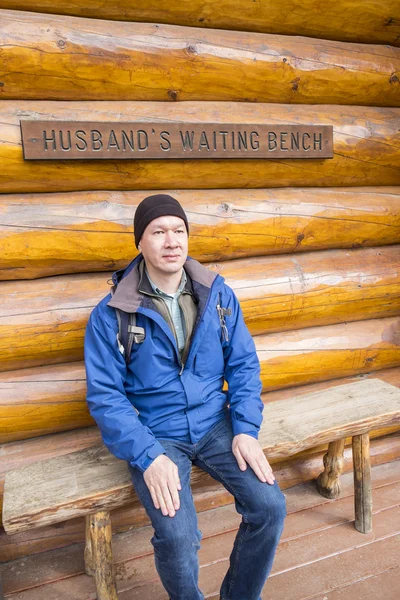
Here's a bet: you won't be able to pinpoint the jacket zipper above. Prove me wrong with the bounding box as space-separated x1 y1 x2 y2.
140 289 186 372
178 293 192 376
181 281 219 374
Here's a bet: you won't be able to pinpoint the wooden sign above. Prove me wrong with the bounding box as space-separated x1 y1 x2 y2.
20 121 333 160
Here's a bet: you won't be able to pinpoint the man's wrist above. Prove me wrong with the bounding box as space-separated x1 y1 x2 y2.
130 441 166 473
231 419 259 440
233 431 258 440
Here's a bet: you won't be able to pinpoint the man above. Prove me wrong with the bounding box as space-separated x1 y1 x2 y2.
84 194 286 600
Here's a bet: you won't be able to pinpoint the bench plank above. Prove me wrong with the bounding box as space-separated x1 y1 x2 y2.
3 378 400 534
258 378 400 456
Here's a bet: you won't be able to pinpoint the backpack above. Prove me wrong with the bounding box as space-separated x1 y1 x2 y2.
115 293 232 365
115 309 145 365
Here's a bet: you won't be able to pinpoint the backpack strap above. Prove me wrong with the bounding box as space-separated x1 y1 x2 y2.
115 309 145 365
216 292 232 343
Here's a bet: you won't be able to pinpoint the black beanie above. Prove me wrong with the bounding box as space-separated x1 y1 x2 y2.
134 194 189 248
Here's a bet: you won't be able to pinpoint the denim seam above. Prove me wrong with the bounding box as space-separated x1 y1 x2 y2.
195 453 249 516
195 451 252 599
228 521 250 598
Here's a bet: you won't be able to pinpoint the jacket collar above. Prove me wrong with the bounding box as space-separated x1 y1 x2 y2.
107 254 218 313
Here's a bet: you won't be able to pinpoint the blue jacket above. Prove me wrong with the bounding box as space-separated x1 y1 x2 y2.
84 254 263 473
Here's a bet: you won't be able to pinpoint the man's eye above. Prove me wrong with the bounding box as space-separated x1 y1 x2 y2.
154 230 163 235
176 229 184 233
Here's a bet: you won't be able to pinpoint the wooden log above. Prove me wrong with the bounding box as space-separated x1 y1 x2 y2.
85 511 118 600
1 187 399 280
258 379 400 459
0 1 398 46
316 439 345 499
84 515 95 577
257 316 400 392
215 246 400 336
0 426 102 523
1 246 400 372
352 433 373 533
1 314 400 443
3 378 400 533
1 432 399 562
1 10 399 105
1 103 399 193
0 363 92 443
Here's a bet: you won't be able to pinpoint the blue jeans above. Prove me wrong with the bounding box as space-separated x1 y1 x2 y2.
128 414 286 600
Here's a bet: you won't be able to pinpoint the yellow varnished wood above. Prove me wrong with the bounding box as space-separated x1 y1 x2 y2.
257 317 400 391
1 11 399 104
214 246 400 336
1 102 399 193
0 1 398 46
1 188 399 280
0 362 91 443
1 246 400 372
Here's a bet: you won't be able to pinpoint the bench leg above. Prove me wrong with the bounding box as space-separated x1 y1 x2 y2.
316 439 345 499
84 511 118 599
84 514 96 576
352 433 372 534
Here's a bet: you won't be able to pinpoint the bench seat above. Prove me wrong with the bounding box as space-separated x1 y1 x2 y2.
3 378 400 599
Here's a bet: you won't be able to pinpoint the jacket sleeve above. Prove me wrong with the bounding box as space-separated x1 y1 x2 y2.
84 299 166 473
221 286 264 439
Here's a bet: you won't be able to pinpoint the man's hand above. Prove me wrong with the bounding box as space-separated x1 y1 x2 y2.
143 454 181 517
232 434 275 485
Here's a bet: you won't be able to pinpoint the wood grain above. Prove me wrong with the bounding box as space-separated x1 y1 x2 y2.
1 188 399 280
0 362 93 442
257 316 400 391
85 512 118 600
316 439 345 499
0 1 398 46
1 11 399 105
1 102 399 193
3 379 400 533
353 433 373 533
257 379 400 456
1 246 400 372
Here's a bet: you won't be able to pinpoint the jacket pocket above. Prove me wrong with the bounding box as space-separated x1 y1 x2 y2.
193 324 225 378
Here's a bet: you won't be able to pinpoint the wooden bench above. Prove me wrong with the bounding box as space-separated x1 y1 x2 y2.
3 378 400 600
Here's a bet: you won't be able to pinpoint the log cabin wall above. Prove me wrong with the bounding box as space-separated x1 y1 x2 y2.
0 1 400 561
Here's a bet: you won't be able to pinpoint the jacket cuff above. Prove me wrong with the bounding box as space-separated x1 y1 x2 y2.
130 440 166 473
231 419 259 439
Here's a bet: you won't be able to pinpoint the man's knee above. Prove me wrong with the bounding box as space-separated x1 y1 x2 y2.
246 483 287 526
152 520 202 556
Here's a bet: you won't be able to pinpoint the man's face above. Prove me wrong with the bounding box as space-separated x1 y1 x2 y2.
138 215 188 276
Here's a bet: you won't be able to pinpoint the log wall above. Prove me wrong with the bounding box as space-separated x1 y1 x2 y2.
0 1 398 46
1 188 399 279
1 246 400 372
1 11 399 105
0 0 400 562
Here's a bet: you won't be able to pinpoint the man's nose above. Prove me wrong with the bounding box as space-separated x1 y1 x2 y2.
164 231 179 247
